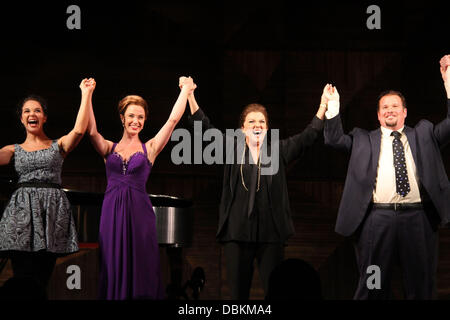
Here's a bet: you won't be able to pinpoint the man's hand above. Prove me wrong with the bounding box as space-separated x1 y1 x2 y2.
440 55 450 69
440 55 450 98
324 84 339 101
321 84 331 105
324 85 340 119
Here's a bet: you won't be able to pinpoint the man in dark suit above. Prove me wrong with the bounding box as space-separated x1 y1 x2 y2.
324 55 450 299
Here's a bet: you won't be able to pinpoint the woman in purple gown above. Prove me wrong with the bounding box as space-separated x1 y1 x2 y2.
88 77 195 300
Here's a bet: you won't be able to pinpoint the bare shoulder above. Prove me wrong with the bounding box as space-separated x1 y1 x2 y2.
0 144 15 165
0 145 15 164
98 138 115 159
57 136 65 147
1 144 15 153
55 136 67 154
104 139 115 155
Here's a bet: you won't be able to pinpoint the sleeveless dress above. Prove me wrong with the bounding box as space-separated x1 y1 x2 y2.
98 142 164 300
0 140 79 254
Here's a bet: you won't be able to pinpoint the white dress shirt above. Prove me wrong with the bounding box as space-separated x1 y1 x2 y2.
373 126 421 203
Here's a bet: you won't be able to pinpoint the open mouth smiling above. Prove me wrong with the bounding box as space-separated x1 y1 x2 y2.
253 129 262 135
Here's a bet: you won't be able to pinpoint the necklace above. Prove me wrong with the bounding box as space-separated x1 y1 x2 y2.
240 143 261 192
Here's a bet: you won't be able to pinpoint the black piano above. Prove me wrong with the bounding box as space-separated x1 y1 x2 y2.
65 189 194 247
0 180 194 248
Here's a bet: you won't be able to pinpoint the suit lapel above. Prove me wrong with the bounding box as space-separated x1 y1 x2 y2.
370 128 381 174
404 126 418 167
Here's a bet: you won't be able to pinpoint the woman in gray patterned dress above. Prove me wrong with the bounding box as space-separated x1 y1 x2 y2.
0 78 96 295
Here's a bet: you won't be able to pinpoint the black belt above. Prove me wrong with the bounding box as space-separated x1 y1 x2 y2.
16 182 62 189
372 202 423 211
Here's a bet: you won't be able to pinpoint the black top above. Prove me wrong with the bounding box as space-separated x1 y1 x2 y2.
219 145 280 243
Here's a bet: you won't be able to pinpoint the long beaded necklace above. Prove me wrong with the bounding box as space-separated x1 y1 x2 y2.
240 143 261 192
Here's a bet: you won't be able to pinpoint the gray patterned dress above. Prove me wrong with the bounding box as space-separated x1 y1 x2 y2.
0 140 78 254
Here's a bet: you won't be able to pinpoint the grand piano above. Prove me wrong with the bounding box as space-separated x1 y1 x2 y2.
65 189 194 247
64 189 196 299
0 183 194 247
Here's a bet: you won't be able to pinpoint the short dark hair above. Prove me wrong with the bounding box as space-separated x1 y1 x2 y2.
17 95 48 119
377 90 407 112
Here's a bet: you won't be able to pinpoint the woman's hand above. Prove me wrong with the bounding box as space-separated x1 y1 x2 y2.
80 78 96 95
179 76 196 95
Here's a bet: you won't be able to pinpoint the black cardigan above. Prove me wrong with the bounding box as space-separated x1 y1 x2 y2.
188 108 324 243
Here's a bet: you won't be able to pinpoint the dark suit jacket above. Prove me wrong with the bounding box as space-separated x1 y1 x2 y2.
189 108 323 243
324 99 450 237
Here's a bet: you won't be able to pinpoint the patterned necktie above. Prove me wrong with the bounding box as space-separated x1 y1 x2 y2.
391 131 410 197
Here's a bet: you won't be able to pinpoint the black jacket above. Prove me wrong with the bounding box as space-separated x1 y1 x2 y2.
189 108 324 243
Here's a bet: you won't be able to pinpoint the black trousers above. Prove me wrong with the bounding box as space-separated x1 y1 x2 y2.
9 250 57 289
223 241 284 300
353 207 438 299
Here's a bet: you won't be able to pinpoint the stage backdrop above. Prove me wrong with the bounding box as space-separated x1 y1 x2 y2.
0 1 449 299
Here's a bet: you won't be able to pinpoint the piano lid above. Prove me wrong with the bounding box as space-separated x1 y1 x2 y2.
63 188 193 208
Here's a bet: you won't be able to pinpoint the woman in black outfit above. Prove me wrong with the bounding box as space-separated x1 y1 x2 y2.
182 78 330 299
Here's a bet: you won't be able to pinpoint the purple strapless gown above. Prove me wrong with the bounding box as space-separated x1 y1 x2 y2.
98 142 164 300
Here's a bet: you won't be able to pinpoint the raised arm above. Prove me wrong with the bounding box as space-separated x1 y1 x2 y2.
186 93 219 133
182 76 200 115
434 55 450 146
58 78 95 156
440 54 450 99
323 85 353 152
180 77 220 133
187 92 200 115
281 84 328 163
86 82 113 158
146 77 194 162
